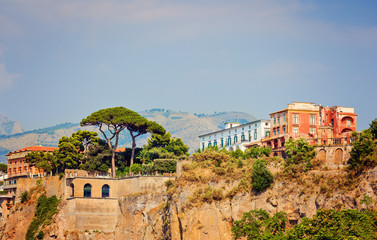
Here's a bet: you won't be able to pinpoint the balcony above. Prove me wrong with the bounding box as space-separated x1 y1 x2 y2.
3 184 17 189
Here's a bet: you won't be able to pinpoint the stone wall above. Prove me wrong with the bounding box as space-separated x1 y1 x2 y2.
315 145 352 168
66 198 119 232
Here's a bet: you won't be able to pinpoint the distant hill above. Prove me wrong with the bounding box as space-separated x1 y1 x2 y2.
0 114 23 136
0 110 257 163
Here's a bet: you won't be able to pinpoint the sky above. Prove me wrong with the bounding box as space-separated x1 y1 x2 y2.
0 0 376 131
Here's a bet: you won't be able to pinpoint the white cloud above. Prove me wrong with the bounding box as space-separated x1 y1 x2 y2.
0 63 20 90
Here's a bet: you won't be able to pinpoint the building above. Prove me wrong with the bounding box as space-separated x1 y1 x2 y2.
1 146 58 212
262 102 357 157
199 120 270 151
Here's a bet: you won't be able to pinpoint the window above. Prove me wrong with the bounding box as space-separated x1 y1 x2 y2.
214 140 217 146
208 142 212 147
221 139 224 148
102 184 110 198
254 129 257 140
84 184 92 197
283 115 286 122
202 143 205 151
277 117 280 124
310 128 315 134
346 119 351 127
241 133 245 141
234 135 238 143
293 114 299 124
293 127 298 133
273 129 276 136
274 117 276 124
265 131 270 137
70 183 74 197
242 127 244 131
227 137 231 146
310 115 316 125
249 131 251 141
277 128 280 135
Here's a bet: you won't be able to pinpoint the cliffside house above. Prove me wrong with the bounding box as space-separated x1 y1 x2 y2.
261 102 357 157
0 146 58 214
199 120 271 152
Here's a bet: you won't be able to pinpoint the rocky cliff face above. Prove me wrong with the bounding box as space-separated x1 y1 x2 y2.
2 165 377 240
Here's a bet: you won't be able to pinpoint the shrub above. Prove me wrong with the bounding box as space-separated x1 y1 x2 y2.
348 130 377 171
285 138 315 173
59 172 64 179
142 163 154 174
0 190 8 195
251 159 274 192
36 231 44 239
154 159 177 173
21 191 30 203
26 195 59 240
130 163 142 173
232 209 287 239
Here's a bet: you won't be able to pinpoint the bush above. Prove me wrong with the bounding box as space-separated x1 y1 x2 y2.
59 172 64 180
130 164 142 173
36 231 44 239
0 190 8 195
26 195 59 240
21 191 30 203
154 159 177 173
348 130 377 171
251 159 274 192
142 163 154 174
232 209 287 239
285 138 315 173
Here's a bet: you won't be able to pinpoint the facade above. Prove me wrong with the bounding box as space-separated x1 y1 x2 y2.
262 102 357 157
1 146 58 211
199 120 270 151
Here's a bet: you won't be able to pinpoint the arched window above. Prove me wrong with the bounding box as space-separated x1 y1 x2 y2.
102 184 110 198
70 183 74 197
84 183 92 198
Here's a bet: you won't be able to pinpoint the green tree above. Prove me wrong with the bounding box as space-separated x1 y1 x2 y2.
286 209 377 239
245 146 272 159
138 148 175 164
71 130 100 154
54 136 83 173
348 130 377 171
285 138 315 172
370 118 377 139
25 151 56 175
0 163 7 175
165 137 189 156
145 132 172 149
231 209 287 240
80 139 111 173
81 107 141 178
251 159 274 192
126 118 165 166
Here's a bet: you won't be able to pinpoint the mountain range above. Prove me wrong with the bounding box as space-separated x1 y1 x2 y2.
0 110 257 163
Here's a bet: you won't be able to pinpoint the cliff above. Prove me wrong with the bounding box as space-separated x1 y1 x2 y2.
2 161 376 239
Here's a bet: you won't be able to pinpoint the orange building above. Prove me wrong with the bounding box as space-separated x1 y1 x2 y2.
2 146 58 210
261 102 357 157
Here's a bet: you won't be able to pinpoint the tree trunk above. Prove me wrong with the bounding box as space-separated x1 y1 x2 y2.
130 135 136 166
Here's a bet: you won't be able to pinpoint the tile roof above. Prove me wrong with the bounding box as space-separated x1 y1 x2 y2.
6 146 58 156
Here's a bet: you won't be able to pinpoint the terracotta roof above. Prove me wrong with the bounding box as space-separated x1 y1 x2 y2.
6 146 58 156
115 148 126 152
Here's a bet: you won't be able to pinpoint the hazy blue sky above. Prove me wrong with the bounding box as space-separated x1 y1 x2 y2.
0 0 376 131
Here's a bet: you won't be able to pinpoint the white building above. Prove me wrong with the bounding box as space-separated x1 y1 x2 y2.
199 120 270 152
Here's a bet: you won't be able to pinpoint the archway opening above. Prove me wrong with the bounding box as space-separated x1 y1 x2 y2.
84 183 92 198
102 184 110 198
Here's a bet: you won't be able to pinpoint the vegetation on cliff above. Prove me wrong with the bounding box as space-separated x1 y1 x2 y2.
232 209 377 240
26 194 59 240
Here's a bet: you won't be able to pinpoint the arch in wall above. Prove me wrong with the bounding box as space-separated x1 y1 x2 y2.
229 147 234 152
334 148 343 164
317 149 326 163
84 183 92 198
341 128 353 133
102 184 110 198
70 183 74 197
